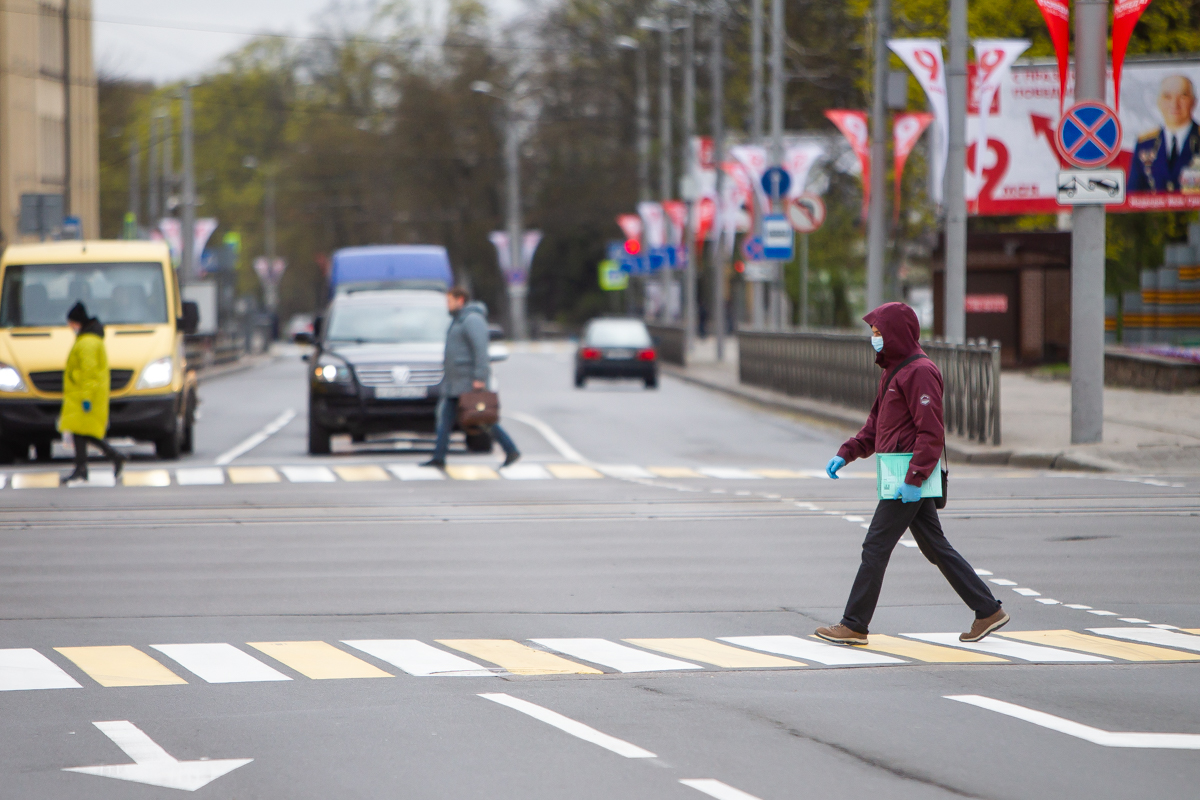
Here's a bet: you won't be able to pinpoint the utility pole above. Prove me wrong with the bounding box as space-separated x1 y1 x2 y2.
944 0 968 343
147 112 159 225
636 42 651 202
682 0 697 354
162 111 174 212
768 0 785 329
1071 0 1108 444
710 0 726 360
265 170 277 311
504 98 528 340
750 0 763 144
180 87 195 286
659 14 673 321
865 0 889 313
61 0 71 219
127 136 140 235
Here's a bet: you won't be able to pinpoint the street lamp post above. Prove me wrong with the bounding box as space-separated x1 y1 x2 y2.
615 36 652 204
710 0 726 360
472 81 529 341
680 0 697 353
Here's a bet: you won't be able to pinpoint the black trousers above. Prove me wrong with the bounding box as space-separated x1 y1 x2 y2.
840 498 1001 635
72 434 122 475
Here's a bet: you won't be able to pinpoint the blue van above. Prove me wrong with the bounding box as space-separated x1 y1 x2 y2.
329 245 453 295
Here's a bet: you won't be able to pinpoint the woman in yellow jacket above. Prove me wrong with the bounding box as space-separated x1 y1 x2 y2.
60 302 124 486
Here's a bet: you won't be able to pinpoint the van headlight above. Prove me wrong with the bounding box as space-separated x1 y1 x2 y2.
136 357 174 389
0 363 26 393
314 355 352 383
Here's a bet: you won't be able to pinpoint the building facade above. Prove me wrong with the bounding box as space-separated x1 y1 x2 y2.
0 0 98 244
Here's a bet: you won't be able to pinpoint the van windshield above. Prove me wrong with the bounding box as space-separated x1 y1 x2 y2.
325 303 451 344
0 262 169 327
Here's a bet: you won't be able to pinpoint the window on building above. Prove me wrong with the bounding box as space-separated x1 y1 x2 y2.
39 3 64 78
39 116 65 185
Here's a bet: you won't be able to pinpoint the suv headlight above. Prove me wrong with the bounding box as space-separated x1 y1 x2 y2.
314 355 352 383
136 356 174 389
0 363 26 393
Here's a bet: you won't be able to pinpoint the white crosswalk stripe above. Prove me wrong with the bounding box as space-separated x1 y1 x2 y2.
902 633 1110 663
342 640 495 677
720 635 905 666
532 638 703 673
150 643 292 683
0 648 81 691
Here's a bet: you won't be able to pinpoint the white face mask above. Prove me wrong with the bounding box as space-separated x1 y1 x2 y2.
871 335 884 353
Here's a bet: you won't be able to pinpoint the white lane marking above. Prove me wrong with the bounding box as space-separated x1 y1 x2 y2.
902 633 1109 663
1036 598 1061 605
342 640 494 677
0 474 6 488
595 464 655 479
507 412 587 463
988 579 1017 586
1064 604 1092 610
387 464 445 481
214 409 296 466
680 778 765 800
1149 624 1180 630
1089 628 1200 653
1013 588 1041 596
699 467 762 480
499 464 553 480
531 639 702 673
1087 610 1119 616
280 466 337 483
899 538 918 548
64 720 253 791
478 693 656 758
720 636 904 667
175 468 225 485
1119 618 1150 624
842 515 865 522
946 695 1200 750
150 644 291 684
974 569 993 576
0 648 81 691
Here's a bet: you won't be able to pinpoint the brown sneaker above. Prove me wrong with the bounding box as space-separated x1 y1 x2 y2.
815 624 868 646
960 609 1010 642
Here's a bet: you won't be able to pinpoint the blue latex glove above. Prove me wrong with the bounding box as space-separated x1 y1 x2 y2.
894 482 922 503
82 400 91 412
826 456 846 480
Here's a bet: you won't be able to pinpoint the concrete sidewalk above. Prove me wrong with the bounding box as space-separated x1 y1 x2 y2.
665 337 1200 474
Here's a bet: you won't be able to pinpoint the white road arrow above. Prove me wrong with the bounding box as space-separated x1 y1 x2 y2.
946 695 1200 750
64 721 252 791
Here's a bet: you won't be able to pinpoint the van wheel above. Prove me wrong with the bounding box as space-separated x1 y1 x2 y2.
155 412 184 460
180 391 196 454
308 418 332 455
465 431 493 453
34 440 53 462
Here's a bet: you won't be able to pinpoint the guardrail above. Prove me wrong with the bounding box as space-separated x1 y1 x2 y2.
646 324 687 366
738 330 1001 445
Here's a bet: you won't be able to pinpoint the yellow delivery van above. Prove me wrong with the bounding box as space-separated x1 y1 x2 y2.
0 240 199 462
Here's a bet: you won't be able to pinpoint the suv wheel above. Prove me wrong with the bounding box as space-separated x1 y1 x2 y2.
308 417 332 455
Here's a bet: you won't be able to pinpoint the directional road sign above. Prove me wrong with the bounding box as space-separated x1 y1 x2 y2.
787 193 826 233
761 214 794 260
1056 101 1122 169
761 167 791 200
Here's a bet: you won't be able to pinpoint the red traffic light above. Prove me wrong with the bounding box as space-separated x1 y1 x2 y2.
624 239 641 256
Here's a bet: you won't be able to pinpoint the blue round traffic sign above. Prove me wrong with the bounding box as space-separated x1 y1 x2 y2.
1056 101 1122 169
761 167 791 199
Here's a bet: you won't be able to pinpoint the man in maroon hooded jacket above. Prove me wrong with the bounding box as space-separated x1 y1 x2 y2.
815 302 1009 645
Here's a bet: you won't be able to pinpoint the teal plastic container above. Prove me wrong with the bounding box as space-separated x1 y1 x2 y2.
876 453 943 500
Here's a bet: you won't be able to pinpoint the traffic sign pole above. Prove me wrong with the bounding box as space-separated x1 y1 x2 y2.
1071 0 1108 445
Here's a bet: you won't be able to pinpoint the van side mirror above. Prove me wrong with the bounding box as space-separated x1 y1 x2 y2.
180 301 200 335
313 316 324 338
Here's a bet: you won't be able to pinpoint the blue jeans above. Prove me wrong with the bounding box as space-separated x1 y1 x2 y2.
431 395 518 463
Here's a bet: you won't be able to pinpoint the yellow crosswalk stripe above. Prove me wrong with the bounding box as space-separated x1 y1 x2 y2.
54 646 188 687
332 465 390 482
545 464 603 479
122 470 171 487
752 469 811 479
444 465 499 480
1183 630 1200 636
648 466 703 478
11 472 61 489
247 641 393 679
998 630 1200 662
226 466 281 484
624 638 805 668
436 639 602 675
858 634 1008 663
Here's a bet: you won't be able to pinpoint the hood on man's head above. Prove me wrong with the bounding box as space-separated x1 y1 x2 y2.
862 302 921 365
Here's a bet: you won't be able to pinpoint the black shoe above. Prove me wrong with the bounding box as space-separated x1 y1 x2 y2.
419 459 445 469
502 451 521 468
113 455 126 481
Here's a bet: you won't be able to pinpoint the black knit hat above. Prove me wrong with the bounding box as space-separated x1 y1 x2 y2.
66 302 89 324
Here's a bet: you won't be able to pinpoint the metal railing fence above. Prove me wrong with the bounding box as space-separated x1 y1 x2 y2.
646 324 687 366
738 330 1001 445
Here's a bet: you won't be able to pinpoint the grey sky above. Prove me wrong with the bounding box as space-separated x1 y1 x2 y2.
94 0 528 83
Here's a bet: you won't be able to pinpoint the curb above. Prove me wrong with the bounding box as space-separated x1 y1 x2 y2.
663 364 1124 473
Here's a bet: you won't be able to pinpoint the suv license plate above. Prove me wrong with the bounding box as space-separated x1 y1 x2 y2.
376 386 426 399
606 349 635 359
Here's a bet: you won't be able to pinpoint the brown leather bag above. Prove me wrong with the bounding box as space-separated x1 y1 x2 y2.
457 390 500 429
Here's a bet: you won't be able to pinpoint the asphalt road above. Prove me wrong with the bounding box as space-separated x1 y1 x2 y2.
1 344 1198 800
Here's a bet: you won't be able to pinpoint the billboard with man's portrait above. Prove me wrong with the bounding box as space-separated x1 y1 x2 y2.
966 58 1200 214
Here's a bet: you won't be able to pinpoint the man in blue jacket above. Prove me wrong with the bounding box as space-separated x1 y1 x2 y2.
422 288 520 469
816 302 1008 646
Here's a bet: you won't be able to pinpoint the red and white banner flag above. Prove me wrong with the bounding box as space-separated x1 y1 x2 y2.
824 109 871 220
972 39 1030 195
893 112 934 223
783 142 826 199
888 39 948 203
637 202 666 249
729 144 770 210
661 201 687 247
1113 0 1154 111
1033 0 1071 113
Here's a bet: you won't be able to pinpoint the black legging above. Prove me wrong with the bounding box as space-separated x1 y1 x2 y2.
72 434 122 474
